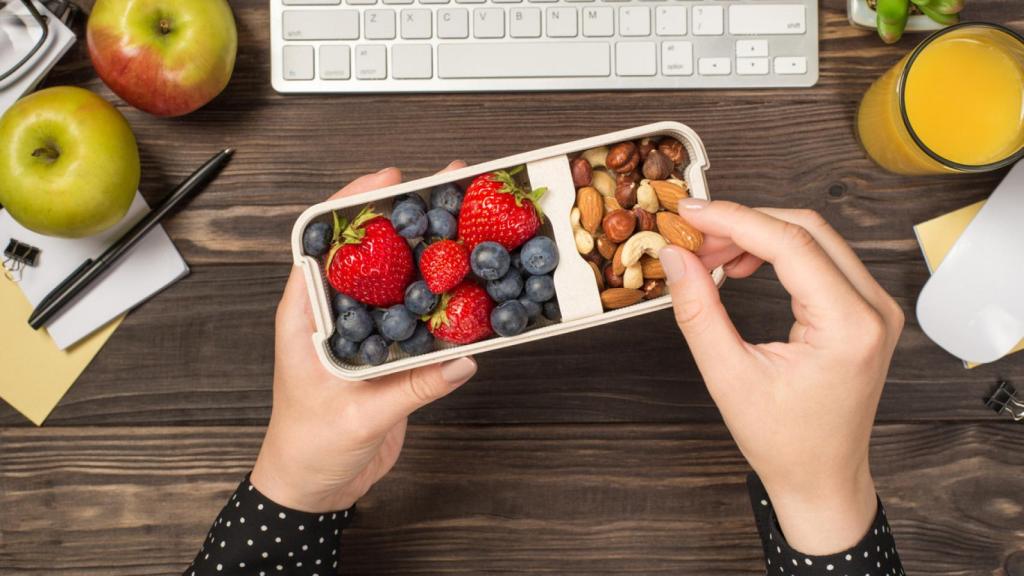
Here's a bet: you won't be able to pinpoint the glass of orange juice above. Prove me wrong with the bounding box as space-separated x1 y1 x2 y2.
857 22 1024 175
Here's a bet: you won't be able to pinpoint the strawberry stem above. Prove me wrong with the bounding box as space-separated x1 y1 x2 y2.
428 293 452 329
491 166 546 223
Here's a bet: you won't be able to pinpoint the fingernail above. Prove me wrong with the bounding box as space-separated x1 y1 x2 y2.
441 357 477 387
679 198 709 211
659 246 686 284
375 167 395 175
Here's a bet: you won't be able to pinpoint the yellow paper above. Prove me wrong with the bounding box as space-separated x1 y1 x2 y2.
0 275 122 425
914 201 1024 367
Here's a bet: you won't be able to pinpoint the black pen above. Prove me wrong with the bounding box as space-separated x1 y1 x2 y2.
28 148 235 330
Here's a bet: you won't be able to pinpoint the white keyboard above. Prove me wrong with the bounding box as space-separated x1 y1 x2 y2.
270 0 818 93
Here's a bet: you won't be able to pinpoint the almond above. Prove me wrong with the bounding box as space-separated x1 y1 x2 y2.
657 212 703 252
650 180 689 213
589 260 605 291
603 195 623 213
612 242 626 276
577 186 603 235
640 256 665 279
597 236 618 260
601 288 644 309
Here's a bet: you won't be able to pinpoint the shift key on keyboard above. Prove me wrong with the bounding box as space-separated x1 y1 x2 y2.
728 5 805 35
283 10 359 40
438 43 610 78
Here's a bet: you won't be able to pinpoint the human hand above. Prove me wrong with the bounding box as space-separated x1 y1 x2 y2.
251 163 478 513
658 200 904 555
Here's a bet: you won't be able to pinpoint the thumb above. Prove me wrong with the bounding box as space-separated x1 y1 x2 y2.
373 357 478 421
660 246 750 377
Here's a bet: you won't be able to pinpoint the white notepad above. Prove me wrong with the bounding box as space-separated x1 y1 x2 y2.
0 194 189 350
0 0 77 112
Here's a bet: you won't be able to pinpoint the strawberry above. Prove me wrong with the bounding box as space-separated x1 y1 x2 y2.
428 281 494 345
458 167 546 252
327 207 414 307
419 239 470 294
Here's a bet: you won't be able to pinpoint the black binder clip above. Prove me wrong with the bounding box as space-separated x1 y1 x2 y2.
3 238 40 282
985 381 1024 422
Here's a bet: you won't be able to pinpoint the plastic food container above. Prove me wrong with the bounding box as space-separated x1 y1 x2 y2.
291 121 724 379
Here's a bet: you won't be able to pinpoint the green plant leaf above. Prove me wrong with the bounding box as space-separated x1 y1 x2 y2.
919 3 959 24
876 0 910 43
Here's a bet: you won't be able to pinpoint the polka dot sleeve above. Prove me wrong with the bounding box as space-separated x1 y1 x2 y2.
747 474 904 576
185 474 353 576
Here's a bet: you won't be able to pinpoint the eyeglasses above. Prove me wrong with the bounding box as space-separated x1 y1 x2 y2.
0 0 79 84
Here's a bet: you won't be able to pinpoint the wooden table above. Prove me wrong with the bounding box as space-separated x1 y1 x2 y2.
2 1 1023 574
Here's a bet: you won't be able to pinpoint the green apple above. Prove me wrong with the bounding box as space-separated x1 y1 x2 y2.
87 0 238 117
0 86 140 238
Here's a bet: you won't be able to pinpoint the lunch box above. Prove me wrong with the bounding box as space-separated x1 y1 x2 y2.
291 121 724 379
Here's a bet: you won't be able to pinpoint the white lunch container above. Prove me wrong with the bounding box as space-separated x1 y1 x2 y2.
291 121 724 379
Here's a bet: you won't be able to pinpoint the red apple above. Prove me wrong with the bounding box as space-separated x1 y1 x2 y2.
86 0 238 117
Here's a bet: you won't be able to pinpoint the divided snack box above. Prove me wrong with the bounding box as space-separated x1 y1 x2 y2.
291 121 725 379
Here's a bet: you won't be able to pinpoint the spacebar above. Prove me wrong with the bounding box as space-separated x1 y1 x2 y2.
438 43 611 79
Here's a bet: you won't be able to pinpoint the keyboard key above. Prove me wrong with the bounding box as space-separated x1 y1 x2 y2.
510 7 542 38
282 45 314 80
438 42 610 77
365 9 397 39
401 9 432 39
729 5 805 35
698 57 730 75
438 8 469 38
736 57 768 75
655 6 686 36
582 6 613 37
619 6 650 37
474 8 505 38
527 0 559 4
775 56 807 74
692 5 722 36
383 0 413 4
419 0 449 4
736 39 768 57
615 42 656 76
348 0 377 5
320 45 351 79
456 0 486 4
661 41 692 75
546 7 577 38
355 45 387 79
283 0 340 4
282 10 359 40
392 44 433 78
493 0 522 3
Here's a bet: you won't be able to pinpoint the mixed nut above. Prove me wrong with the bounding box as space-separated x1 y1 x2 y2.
569 137 703 310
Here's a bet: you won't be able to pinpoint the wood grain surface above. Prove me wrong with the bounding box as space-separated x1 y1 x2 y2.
1 0 1023 574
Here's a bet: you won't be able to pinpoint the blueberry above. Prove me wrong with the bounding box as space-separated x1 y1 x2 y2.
398 323 435 356
337 307 374 341
404 281 438 316
359 335 390 366
542 300 561 322
333 292 364 314
518 297 542 321
471 241 510 280
381 305 417 342
524 274 555 303
430 182 464 215
391 202 428 239
486 269 524 303
426 208 457 240
329 333 360 360
413 242 428 267
510 251 525 273
371 309 390 342
302 222 332 257
490 300 529 337
392 193 427 213
520 236 559 275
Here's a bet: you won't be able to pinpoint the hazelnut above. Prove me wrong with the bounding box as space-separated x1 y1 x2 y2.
582 248 604 267
603 263 624 288
597 236 618 260
642 279 667 300
658 138 688 166
606 142 640 173
642 150 673 180
637 138 656 162
602 209 637 244
617 171 639 185
614 179 637 209
570 157 593 188
633 207 656 232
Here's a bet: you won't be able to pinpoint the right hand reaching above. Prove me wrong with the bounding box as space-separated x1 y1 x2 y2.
658 199 904 555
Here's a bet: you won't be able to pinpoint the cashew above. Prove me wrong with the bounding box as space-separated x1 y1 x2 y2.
582 146 609 169
636 180 660 213
620 231 668 267
591 170 615 198
570 207 595 255
623 262 644 290
570 206 582 228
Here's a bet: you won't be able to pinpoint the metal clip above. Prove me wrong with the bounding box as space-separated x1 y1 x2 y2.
985 381 1024 422
3 238 40 282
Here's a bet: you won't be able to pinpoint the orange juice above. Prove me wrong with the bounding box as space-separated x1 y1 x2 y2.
857 23 1024 175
